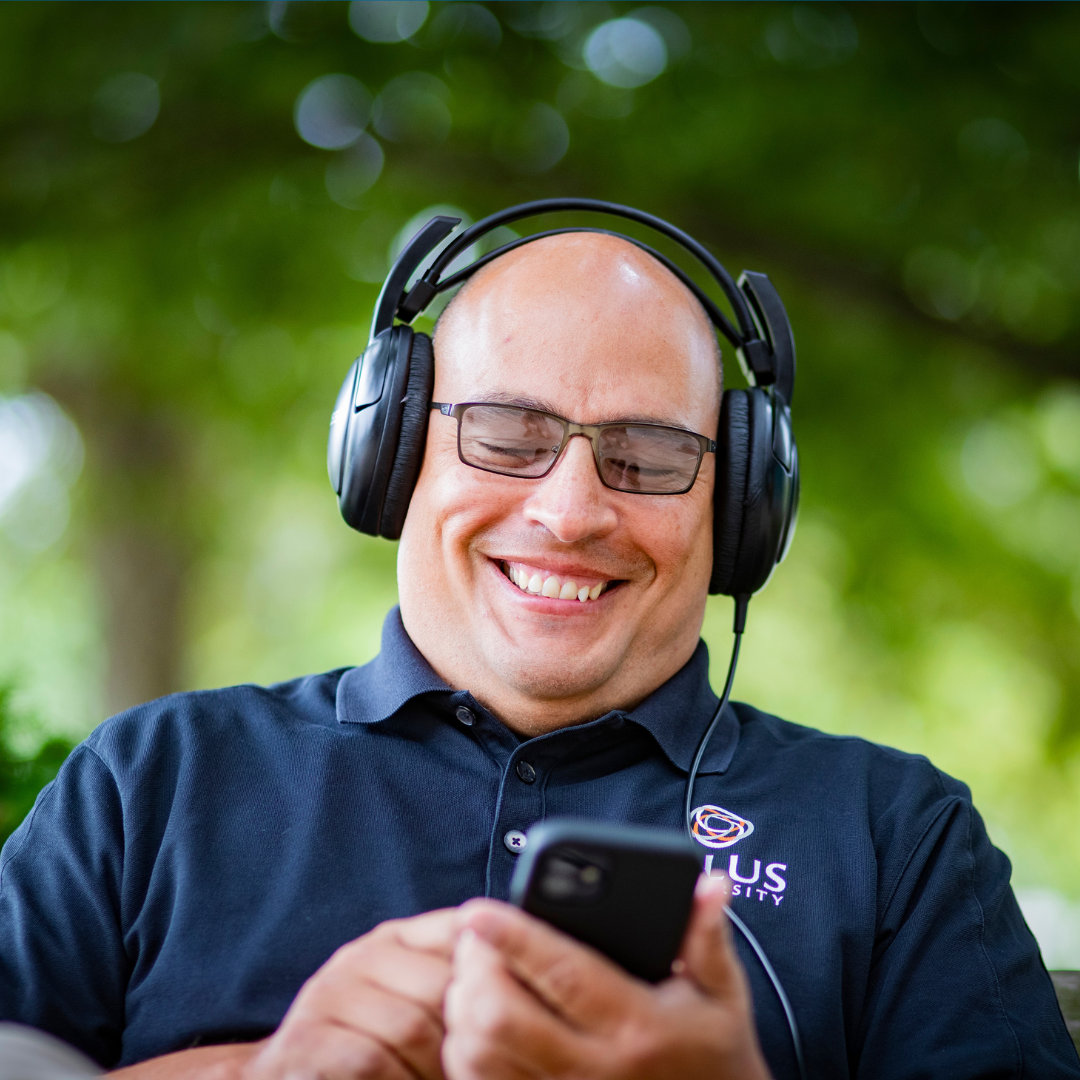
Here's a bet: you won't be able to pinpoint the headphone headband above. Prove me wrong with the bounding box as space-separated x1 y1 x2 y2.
370 198 795 405
429 227 743 349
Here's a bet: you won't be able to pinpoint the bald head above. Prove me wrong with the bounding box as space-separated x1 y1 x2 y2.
434 232 721 415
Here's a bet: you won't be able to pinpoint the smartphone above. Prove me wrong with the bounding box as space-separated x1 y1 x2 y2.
508 819 703 983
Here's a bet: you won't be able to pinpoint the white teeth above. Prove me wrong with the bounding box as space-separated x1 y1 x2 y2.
504 563 611 602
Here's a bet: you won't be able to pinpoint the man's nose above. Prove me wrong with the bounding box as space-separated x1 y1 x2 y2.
522 434 618 543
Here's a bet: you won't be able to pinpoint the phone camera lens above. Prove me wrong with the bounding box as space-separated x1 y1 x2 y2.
538 848 609 904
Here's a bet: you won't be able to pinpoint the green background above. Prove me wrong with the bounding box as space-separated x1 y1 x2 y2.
1 0 1079 964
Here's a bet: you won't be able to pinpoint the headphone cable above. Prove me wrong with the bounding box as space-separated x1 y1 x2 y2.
684 596 808 1080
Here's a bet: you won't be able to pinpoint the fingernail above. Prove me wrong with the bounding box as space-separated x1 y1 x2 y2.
696 871 731 897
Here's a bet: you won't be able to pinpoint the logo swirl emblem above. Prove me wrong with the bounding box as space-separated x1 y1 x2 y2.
690 804 754 849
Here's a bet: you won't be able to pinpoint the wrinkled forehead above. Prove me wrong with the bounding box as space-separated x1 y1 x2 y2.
432 232 721 431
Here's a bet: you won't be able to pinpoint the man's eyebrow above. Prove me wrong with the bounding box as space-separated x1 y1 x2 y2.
479 390 559 412
473 391 687 428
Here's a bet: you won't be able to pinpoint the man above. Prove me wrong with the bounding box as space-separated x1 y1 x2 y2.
1 228 1076 1080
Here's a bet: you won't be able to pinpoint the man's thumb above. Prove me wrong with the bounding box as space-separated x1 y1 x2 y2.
678 873 744 999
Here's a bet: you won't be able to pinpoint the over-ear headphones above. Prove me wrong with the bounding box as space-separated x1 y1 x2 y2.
327 198 799 601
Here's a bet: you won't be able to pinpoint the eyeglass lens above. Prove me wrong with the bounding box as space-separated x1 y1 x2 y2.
457 405 704 494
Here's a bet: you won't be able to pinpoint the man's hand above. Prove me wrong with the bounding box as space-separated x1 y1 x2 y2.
442 875 772 1080
243 908 460 1080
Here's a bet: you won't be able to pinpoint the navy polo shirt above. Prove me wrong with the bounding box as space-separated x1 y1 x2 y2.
1 608 1076 1078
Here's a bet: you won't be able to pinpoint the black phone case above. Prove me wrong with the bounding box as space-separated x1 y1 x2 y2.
509 819 702 983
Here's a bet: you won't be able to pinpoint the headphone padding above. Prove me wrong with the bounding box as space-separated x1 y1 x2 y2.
713 387 799 598
350 326 412 535
710 389 750 595
728 388 775 595
379 332 435 539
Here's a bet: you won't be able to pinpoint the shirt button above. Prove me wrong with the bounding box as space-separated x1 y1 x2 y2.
503 829 528 854
515 760 536 784
455 706 475 726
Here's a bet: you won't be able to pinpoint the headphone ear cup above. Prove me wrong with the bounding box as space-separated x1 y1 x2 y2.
710 388 799 597
336 325 412 536
378 331 434 539
710 389 750 596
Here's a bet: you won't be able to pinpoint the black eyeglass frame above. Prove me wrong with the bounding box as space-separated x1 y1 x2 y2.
431 401 717 496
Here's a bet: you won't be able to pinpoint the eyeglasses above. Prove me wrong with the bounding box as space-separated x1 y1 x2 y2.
430 401 716 495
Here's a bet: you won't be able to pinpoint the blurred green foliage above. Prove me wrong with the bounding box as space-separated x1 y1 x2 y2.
0 687 71 845
0 0 1079 947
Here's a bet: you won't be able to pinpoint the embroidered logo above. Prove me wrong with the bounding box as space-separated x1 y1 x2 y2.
689 804 754 849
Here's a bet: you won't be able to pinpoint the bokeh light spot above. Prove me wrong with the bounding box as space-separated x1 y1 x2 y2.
349 0 429 43
903 246 978 321
373 72 451 143
1 244 68 317
91 72 160 143
0 393 83 553
325 132 385 209
493 103 569 174
294 74 373 150
1038 385 1080 480
584 18 667 89
961 419 1040 508
428 3 501 51
630 6 691 61
765 5 858 68
959 117 1028 186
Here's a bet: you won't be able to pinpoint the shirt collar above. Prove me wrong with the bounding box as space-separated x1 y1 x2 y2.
619 638 739 776
336 608 739 776
336 607 451 726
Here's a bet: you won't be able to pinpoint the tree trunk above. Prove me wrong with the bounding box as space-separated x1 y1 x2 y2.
47 374 192 717
95 523 186 715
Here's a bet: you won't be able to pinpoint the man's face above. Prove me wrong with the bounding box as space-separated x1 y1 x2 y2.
397 233 720 733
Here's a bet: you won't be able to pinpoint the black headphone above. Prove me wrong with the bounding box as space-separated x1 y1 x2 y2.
328 198 799 601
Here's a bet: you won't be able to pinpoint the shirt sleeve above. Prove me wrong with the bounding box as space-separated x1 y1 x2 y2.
0 744 128 1068
857 776 1080 1079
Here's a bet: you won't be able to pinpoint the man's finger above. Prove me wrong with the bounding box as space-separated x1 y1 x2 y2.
444 929 585 1080
320 980 445 1079
387 907 462 959
328 934 454 1015
273 925 455 1080
246 1021 417 1080
457 899 648 1031
678 873 745 1000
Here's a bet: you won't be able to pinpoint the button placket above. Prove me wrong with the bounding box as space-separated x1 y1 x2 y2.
485 747 550 897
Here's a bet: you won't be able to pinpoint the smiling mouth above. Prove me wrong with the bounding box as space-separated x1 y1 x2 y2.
499 560 622 603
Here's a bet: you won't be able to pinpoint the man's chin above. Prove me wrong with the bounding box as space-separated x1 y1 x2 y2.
479 637 624 706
